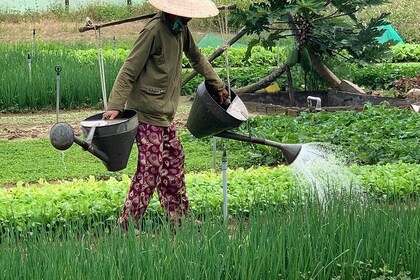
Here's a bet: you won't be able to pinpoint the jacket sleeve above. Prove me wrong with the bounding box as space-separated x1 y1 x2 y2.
183 28 225 91
107 28 154 111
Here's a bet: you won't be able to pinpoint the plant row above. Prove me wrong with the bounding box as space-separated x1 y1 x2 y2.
224 103 420 165
67 43 420 67
1 42 420 111
2 195 420 279
0 162 419 235
0 106 418 186
2 196 420 279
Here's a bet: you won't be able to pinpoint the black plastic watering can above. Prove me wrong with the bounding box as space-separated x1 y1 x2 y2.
50 110 138 171
187 82 303 164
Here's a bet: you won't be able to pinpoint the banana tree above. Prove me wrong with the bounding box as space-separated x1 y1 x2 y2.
232 0 398 95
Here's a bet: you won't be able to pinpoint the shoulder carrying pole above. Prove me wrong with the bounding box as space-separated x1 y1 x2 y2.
78 5 237 33
182 27 247 86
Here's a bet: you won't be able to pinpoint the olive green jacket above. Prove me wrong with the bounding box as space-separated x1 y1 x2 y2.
107 12 225 127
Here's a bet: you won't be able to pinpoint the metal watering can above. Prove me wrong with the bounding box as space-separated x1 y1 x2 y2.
50 110 138 171
187 82 303 164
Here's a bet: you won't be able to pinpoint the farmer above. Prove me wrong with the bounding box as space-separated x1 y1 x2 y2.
103 0 228 229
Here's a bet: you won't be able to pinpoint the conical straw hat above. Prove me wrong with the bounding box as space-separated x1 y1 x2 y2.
149 0 219 18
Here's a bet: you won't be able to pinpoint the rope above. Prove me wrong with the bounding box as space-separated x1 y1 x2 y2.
218 8 251 133
93 24 108 112
218 7 231 101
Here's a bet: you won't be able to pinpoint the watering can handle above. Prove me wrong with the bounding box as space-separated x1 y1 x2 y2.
85 124 98 145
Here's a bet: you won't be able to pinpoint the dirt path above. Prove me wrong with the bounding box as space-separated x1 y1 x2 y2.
0 97 193 140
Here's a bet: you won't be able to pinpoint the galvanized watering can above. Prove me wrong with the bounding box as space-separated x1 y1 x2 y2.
187 82 303 164
50 110 138 171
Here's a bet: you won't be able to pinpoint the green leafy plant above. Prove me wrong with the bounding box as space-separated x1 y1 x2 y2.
233 104 420 165
1 179 420 279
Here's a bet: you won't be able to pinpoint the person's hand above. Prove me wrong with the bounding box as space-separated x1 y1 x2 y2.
217 88 229 105
103 110 120 120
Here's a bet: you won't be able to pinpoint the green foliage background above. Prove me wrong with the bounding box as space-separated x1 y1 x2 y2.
0 0 418 43
1 42 420 111
0 2 419 278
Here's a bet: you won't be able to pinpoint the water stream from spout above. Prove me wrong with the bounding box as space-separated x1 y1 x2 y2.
289 142 366 205
60 151 67 171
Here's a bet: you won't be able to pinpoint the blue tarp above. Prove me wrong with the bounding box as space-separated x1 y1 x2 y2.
377 24 405 45
198 33 247 48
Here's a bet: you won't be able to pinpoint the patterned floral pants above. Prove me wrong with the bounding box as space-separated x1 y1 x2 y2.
117 122 189 228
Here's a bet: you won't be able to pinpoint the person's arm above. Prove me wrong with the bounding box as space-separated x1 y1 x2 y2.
183 28 228 103
105 28 155 118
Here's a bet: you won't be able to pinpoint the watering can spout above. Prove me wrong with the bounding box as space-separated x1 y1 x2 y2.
216 131 302 164
278 143 302 164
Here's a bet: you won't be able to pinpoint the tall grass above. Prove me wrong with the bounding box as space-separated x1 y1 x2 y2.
0 43 122 111
1 196 419 279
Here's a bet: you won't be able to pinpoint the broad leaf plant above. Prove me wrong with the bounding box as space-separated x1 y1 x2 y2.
231 0 398 94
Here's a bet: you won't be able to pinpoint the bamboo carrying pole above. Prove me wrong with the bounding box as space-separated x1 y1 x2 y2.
182 27 247 86
78 5 247 87
78 5 237 33
78 13 157 33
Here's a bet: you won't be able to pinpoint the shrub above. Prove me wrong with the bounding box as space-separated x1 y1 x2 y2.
352 63 420 90
390 44 420 62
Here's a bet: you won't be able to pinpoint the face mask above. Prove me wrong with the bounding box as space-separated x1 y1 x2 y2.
172 17 183 31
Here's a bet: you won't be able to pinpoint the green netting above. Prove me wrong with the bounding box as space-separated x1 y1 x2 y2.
197 33 247 48
377 24 405 45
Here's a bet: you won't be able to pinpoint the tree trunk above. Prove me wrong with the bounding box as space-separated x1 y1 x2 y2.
287 12 341 88
235 64 288 94
286 64 295 105
308 50 341 88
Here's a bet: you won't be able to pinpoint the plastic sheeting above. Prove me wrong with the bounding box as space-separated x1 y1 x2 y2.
377 24 405 45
